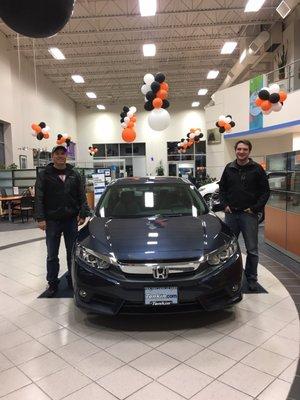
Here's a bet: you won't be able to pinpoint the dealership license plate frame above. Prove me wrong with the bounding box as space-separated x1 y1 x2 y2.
144 286 178 305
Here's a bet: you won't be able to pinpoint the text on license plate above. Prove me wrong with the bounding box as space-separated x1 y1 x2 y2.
144 286 178 305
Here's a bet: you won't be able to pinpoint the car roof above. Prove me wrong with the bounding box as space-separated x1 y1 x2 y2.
110 177 188 186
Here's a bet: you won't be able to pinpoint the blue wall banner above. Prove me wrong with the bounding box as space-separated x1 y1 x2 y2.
249 75 263 130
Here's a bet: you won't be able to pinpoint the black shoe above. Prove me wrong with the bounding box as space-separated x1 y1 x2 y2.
45 282 58 298
66 275 73 290
248 281 259 292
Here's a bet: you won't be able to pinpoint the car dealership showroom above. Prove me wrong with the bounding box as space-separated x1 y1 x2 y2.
0 1 300 399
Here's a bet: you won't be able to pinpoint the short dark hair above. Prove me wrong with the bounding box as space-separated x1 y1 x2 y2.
234 139 252 151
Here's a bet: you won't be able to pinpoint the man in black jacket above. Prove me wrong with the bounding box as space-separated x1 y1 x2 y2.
35 145 90 297
219 139 270 291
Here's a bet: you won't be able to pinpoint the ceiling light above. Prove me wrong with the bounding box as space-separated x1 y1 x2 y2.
86 92 97 99
71 75 84 83
276 1 292 18
245 0 266 12
97 104 105 110
192 101 200 107
143 44 156 57
198 89 208 96
207 70 219 79
139 0 157 16
239 49 247 63
221 42 237 54
48 47 65 60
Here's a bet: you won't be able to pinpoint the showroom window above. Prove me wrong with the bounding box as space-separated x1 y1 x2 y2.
0 123 5 166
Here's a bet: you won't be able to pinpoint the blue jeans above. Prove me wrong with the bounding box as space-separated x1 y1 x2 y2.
225 211 259 282
45 217 78 284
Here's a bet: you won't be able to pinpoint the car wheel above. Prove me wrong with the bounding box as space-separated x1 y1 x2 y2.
204 194 213 209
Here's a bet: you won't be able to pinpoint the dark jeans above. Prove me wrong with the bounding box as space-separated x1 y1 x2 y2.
45 217 78 284
225 211 259 282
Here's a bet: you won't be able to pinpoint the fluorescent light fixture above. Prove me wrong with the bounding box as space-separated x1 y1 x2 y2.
143 43 156 57
239 49 247 63
221 41 237 54
86 92 97 99
192 101 200 107
276 1 292 19
198 88 208 96
139 0 157 16
245 0 266 12
145 192 154 208
97 104 105 110
207 70 219 79
71 75 84 83
148 232 158 237
147 241 158 245
48 47 65 60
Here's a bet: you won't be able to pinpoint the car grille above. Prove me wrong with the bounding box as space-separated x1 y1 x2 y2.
118 260 202 276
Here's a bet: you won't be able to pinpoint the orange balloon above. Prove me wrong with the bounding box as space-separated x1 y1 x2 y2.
261 100 272 111
160 82 169 91
156 89 168 100
127 121 134 128
279 91 287 102
218 120 225 127
122 128 136 143
255 97 263 107
153 97 163 108
190 128 196 133
131 116 137 123
31 123 41 133
60 136 66 143
56 139 63 145
224 123 231 131
43 132 49 139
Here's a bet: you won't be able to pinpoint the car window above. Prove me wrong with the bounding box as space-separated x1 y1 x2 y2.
96 183 207 218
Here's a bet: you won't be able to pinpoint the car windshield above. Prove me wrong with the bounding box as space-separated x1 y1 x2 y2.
96 183 208 218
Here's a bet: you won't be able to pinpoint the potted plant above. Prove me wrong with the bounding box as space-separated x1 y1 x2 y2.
156 160 165 176
276 43 288 80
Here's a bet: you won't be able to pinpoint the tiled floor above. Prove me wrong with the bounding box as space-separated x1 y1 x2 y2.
0 225 299 400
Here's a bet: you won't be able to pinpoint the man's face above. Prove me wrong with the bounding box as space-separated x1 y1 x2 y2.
52 149 67 166
235 143 250 162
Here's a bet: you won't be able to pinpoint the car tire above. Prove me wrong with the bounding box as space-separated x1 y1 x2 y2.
204 193 213 209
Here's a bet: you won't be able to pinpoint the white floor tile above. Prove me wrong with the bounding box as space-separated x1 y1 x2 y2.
54 338 99 364
2 340 49 365
180 327 225 347
190 380 253 400
130 349 180 378
124 330 176 347
85 329 129 349
0 367 31 397
0 353 13 372
106 338 152 363
0 383 51 400
157 336 203 361
229 324 273 346
38 327 81 350
257 378 291 400
209 335 255 361
127 381 185 400
261 335 300 359
62 383 118 400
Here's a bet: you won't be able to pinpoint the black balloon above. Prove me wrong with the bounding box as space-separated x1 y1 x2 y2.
219 127 225 134
146 91 155 101
57 134 63 139
269 93 280 104
39 122 46 129
144 101 154 111
199 133 204 138
66 138 71 145
123 106 129 112
229 121 235 127
155 73 165 83
0 0 75 38
225 115 232 119
187 133 191 138
194 135 200 142
120 112 126 118
180 138 185 142
120 118 124 123
162 99 170 109
151 81 160 93
37 132 43 140
258 89 270 101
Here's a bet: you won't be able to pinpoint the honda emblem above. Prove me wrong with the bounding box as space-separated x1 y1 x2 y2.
153 266 168 279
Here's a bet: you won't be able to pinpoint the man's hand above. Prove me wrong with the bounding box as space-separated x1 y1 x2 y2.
244 208 253 214
224 206 232 213
38 220 46 231
77 216 86 226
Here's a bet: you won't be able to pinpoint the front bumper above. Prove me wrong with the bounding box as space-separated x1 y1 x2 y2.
72 253 243 315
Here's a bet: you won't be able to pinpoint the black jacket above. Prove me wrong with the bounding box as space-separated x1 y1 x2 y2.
35 163 90 221
219 159 270 213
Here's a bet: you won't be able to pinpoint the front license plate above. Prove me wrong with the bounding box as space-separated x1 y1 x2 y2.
144 287 178 305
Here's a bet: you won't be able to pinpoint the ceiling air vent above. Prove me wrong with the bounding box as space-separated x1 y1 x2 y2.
276 1 292 19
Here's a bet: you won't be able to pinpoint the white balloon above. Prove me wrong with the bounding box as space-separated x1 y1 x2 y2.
262 109 272 115
31 132 36 137
219 115 226 121
225 117 231 124
127 111 133 118
189 133 196 139
63 134 68 138
148 108 171 131
141 84 150 95
121 122 127 128
194 129 201 135
261 86 270 93
271 102 282 112
43 125 50 132
269 83 280 94
124 117 130 123
177 143 182 147
129 106 137 114
144 73 155 85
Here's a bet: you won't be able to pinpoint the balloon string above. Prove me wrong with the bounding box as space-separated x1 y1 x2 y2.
32 39 38 97
17 34 21 81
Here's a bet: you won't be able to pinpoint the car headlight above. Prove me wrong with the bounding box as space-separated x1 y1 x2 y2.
75 245 112 270
207 239 238 267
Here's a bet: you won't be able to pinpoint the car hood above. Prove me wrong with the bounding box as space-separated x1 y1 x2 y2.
83 214 233 262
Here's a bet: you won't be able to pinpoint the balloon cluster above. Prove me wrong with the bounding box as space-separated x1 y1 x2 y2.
31 122 50 140
120 105 137 143
141 73 171 131
215 115 235 133
88 146 98 156
56 134 71 147
255 84 287 114
177 128 203 154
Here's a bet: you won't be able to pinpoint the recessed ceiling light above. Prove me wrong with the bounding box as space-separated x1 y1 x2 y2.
276 1 292 19
198 89 208 96
207 70 219 79
221 42 237 54
97 104 105 110
239 49 247 63
192 101 200 107
86 92 97 99
139 0 157 16
71 75 84 83
48 47 65 60
143 43 156 57
245 0 266 12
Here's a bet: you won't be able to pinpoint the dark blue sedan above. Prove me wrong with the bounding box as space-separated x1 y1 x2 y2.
72 177 243 314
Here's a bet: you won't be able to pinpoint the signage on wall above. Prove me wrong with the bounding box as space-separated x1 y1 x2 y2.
249 75 263 130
